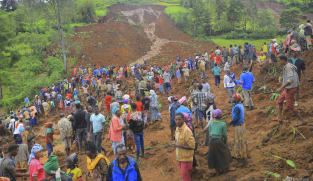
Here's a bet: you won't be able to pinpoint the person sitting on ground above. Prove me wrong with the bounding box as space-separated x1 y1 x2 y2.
0 144 29 181
66 153 82 181
86 141 110 181
207 109 232 175
106 144 142 181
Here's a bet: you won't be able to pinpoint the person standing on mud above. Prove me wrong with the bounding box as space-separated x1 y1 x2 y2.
276 55 306 126
174 113 195 181
57 113 72 156
230 94 248 166
289 50 305 107
73 103 88 154
239 66 255 111
163 70 171 95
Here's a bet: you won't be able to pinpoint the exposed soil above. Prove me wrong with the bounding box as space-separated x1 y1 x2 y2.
29 4 313 181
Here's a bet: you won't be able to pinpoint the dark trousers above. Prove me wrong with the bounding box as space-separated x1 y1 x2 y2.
93 132 103 153
214 75 220 86
76 128 87 152
134 133 144 158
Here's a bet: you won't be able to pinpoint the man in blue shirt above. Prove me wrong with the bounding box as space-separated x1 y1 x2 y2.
90 106 106 153
239 66 255 110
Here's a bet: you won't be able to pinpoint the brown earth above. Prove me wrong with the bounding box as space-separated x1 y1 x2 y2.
23 4 313 181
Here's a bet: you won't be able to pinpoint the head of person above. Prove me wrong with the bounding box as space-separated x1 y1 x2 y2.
307 20 311 23
116 144 128 169
131 103 137 111
45 122 52 128
175 113 185 128
243 65 249 72
93 106 99 115
66 153 78 169
8 144 19 157
136 96 141 102
291 50 299 58
197 84 203 91
278 55 288 66
87 105 93 113
212 109 222 119
232 93 242 104
60 113 65 118
86 141 98 159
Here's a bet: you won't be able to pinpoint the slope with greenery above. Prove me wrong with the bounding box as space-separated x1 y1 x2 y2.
164 0 313 40
0 0 98 108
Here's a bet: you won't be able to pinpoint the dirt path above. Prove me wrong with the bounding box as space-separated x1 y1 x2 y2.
121 7 187 65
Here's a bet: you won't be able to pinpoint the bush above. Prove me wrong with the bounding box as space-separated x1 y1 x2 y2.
46 56 64 75
77 0 96 23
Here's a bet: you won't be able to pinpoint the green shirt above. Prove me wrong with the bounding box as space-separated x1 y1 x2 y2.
209 120 227 139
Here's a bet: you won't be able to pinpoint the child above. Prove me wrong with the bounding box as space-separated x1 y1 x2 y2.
66 153 83 181
45 122 54 156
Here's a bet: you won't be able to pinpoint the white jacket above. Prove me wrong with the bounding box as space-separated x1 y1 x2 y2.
224 74 235 88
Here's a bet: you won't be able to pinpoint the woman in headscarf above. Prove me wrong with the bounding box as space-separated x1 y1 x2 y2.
230 93 248 165
207 109 232 175
28 144 46 181
108 107 125 155
149 90 162 122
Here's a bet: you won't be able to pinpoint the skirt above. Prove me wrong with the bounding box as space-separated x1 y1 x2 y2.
233 124 248 159
208 137 232 172
150 107 161 121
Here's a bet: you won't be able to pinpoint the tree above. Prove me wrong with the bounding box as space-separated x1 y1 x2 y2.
279 7 301 30
1 0 17 11
215 0 226 20
226 0 244 30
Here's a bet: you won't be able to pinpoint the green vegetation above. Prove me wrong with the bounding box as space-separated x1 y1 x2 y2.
0 0 97 108
206 36 284 51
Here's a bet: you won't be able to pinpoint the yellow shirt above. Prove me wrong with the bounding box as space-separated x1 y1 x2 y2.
263 45 268 53
66 168 82 180
175 123 195 162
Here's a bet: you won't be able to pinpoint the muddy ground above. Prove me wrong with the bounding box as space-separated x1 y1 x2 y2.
6 4 313 181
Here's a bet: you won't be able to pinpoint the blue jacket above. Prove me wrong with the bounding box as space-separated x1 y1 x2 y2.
240 71 255 90
231 103 245 126
170 103 179 126
109 156 139 181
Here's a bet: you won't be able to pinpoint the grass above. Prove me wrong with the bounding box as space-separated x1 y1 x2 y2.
164 6 188 15
208 36 285 51
70 23 88 28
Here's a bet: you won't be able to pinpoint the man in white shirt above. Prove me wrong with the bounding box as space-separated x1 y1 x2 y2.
223 70 236 105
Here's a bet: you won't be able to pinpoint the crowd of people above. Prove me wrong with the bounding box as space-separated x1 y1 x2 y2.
0 20 311 181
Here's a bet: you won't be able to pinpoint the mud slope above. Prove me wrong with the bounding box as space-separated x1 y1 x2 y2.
72 4 214 66
49 4 313 181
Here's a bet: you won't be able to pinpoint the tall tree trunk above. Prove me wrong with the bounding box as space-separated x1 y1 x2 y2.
56 0 67 74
